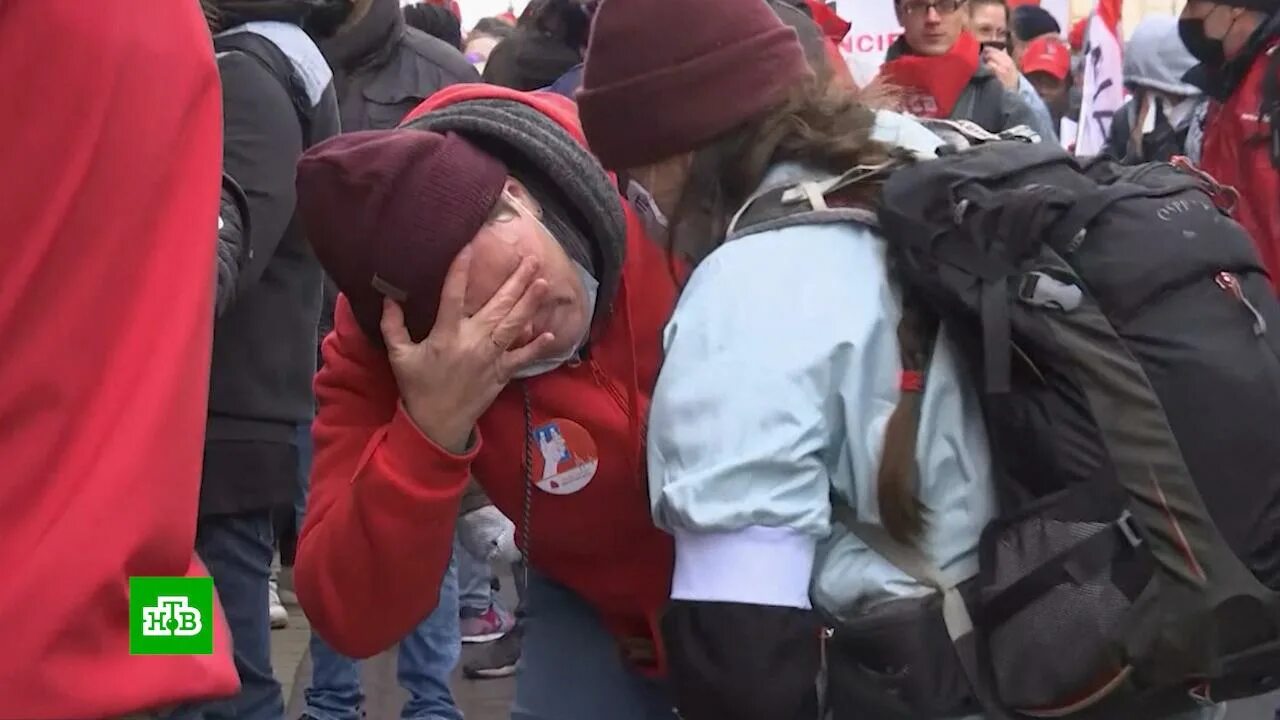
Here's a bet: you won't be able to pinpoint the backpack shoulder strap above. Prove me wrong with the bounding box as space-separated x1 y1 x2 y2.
215 31 314 147
725 161 898 241
829 492 1020 719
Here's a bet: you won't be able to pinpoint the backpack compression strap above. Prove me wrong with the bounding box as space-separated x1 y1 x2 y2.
828 503 1013 720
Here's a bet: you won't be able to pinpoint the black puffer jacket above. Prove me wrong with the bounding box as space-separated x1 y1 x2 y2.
206 16 341 515
215 174 250 319
320 0 478 132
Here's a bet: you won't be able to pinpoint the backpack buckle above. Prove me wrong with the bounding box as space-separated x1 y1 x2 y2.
1018 272 1083 312
1117 510 1144 549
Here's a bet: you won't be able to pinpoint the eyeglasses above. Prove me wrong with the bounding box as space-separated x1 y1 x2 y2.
900 0 967 17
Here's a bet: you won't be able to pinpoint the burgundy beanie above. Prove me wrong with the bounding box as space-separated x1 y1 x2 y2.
297 129 508 342
578 0 814 171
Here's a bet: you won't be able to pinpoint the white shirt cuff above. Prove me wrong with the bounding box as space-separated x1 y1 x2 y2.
670 526 815 609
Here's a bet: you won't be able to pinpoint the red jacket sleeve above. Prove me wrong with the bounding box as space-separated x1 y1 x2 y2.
295 297 479 658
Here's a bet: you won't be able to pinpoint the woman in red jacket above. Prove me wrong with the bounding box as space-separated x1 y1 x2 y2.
293 85 680 719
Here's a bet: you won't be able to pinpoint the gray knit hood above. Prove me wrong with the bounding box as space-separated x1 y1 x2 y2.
1123 16 1202 97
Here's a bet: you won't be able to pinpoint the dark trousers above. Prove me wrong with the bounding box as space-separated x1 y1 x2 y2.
170 511 284 720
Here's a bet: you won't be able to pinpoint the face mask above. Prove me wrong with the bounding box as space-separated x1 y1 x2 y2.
625 179 670 242
511 259 598 379
500 192 599 379
1179 17 1226 66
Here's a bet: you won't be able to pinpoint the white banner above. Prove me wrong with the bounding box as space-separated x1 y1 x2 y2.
835 0 904 86
1074 0 1125 155
1039 0 1071 37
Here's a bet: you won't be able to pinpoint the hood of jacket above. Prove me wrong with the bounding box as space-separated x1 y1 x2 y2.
401 85 627 330
1123 16 1201 97
321 0 401 70
480 26 582 91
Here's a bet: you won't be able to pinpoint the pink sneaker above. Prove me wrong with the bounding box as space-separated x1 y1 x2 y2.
460 604 515 644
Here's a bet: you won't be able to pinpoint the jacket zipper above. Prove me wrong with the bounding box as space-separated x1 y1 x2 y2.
1216 272 1268 336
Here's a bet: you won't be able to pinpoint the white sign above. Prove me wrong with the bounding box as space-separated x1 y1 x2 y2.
1039 0 1071 36
835 0 904 86
1074 1 1125 156
403 0 531 32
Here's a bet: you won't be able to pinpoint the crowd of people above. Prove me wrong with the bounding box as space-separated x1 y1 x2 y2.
4 0 1280 719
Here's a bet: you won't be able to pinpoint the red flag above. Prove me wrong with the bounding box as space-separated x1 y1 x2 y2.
805 0 852 43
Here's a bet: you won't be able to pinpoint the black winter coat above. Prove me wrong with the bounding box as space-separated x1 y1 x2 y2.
320 0 478 133
205 22 340 515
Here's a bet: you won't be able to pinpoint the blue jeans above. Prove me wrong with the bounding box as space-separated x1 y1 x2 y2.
296 423 463 720
512 573 675 720
304 553 462 720
173 511 284 720
456 536 494 614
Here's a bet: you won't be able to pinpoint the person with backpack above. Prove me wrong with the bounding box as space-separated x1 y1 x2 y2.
1181 0 1280 292
579 0 1280 718
577 1 993 717
0 1 241 717
1103 16 1206 164
292 83 682 720
197 2 343 718
876 0 1041 134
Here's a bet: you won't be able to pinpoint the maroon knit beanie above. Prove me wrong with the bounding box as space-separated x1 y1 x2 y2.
578 0 814 171
297 129 508 342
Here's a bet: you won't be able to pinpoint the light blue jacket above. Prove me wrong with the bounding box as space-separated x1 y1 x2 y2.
646 111 997 622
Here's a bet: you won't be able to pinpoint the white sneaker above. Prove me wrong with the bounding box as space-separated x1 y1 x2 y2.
268 577 289 629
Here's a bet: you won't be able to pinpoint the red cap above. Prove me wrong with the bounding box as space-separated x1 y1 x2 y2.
1068 18 1087 51
1020 35 1070 81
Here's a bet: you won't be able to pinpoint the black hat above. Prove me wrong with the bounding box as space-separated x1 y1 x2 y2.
1012 5 1062 42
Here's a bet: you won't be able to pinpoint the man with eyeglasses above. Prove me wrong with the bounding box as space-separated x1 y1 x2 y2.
877 0 1040 135
967 0 1058 140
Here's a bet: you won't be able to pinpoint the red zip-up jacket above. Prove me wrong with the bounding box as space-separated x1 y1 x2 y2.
0 2 239 717
1200 41 1280 292
295 87 678 669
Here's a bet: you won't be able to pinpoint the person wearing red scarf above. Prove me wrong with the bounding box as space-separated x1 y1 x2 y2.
876 0 1039 132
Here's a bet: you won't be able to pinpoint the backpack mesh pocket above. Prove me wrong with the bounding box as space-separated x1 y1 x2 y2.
984 514 1135 711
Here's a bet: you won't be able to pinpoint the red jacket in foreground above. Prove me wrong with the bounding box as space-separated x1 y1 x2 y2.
1200 41 1280 292
0 2 238 717
295 86 679 669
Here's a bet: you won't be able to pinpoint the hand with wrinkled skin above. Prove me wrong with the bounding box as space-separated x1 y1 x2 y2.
381 247 556 453
983 46 1021 91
